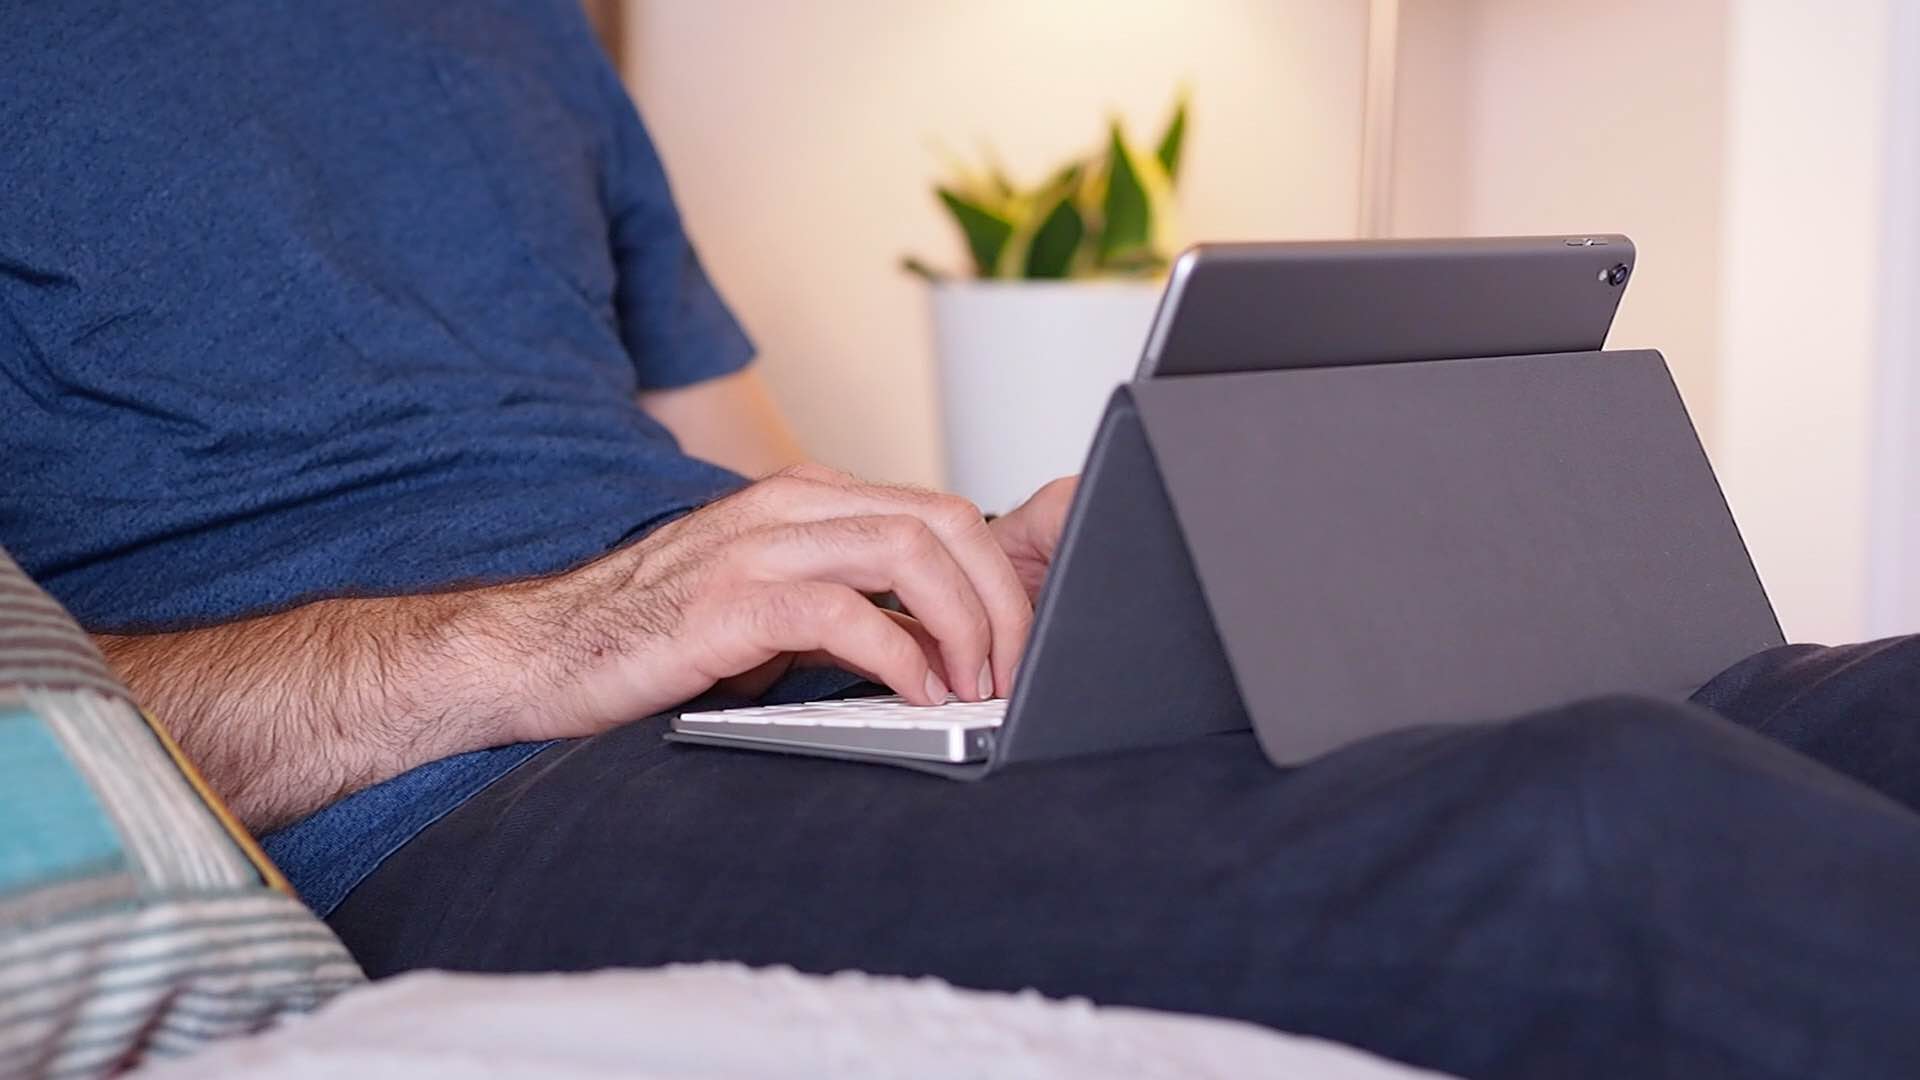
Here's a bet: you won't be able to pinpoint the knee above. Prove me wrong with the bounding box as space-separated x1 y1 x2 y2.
1694 636 1920 722
1492 695 1741 802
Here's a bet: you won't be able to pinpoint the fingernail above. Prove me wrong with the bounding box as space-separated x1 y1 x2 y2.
977 662 994 701
924 671 950 704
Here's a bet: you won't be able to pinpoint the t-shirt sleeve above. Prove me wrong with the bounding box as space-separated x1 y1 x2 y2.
592 57 754 391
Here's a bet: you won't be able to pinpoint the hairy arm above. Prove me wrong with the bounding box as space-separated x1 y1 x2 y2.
94 553 642 834
94 466 1074 837
638 367 806 478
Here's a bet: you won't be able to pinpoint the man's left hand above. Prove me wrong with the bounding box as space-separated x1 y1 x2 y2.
990 476 1078 602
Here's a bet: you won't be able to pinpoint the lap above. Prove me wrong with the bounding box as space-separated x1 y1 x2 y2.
1692 636 1920 810
330 691 1920 1079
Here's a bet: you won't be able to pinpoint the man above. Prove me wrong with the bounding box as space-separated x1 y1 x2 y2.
5 3 1920 1078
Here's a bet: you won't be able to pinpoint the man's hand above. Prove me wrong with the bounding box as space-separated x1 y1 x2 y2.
514 464 1042 740
98 465 1079 831
990 477 1077 602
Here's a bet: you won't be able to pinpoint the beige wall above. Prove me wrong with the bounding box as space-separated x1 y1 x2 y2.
1391 0 1731 442
626 0 1370 485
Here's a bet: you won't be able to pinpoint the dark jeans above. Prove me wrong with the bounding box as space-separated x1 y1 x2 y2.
330 638 1920 1080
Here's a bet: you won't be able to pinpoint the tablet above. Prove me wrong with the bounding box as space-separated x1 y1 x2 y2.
1136 235 1635 379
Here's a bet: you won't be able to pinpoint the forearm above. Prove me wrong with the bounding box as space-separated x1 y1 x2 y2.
93 560 632 834
638 368 806 478
85 465 1065 836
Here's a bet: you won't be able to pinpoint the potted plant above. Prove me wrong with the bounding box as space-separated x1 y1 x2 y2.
905 96 1186 512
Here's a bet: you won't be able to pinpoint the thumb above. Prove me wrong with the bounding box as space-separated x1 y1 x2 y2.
1012 476 1077 561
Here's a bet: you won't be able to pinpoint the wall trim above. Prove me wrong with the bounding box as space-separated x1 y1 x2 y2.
1358 0 1401 238
1868 0 1920 635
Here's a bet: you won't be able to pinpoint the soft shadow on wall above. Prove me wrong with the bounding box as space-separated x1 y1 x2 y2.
624 0 1370 487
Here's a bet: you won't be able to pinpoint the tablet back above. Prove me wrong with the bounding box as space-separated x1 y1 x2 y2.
1134 350 1784 765
1138 236 1635 378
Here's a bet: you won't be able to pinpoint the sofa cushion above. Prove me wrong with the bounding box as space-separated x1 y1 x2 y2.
0 547 362 1078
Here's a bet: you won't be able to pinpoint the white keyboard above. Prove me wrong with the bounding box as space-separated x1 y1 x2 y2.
672 695 1008 763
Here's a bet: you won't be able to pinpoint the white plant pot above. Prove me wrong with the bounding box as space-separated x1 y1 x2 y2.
929 280 1162 514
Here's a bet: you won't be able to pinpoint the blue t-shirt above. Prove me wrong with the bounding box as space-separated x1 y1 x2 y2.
1 1 760 913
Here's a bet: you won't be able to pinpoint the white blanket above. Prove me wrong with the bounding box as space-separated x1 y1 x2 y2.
142 964 1454 1079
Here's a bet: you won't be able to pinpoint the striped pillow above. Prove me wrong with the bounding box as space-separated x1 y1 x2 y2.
0 548 364 1078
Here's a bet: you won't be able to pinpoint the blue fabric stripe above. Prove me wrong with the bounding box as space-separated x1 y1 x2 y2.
0 708 126 893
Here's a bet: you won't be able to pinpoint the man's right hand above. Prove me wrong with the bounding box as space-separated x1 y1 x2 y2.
98 463 1066 831
503 463 1035 743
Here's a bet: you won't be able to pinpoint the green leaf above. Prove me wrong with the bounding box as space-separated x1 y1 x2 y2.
1098 122 1152 265
1023 190 1084 278
1156 96 1187 185
1045 160 1085 193
937 187 1016 277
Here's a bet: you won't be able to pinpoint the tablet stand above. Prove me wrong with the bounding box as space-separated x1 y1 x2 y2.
997 349 1782 771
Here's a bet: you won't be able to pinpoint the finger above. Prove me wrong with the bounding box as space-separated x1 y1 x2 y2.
990 476 1080 601
789 610 951 692
1017 476 1078 564
740 472 1033 697
735 582 948 705
735 517 992 702
880 608 948 682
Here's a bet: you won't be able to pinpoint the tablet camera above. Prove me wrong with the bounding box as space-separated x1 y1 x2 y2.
1603 264 1631 287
